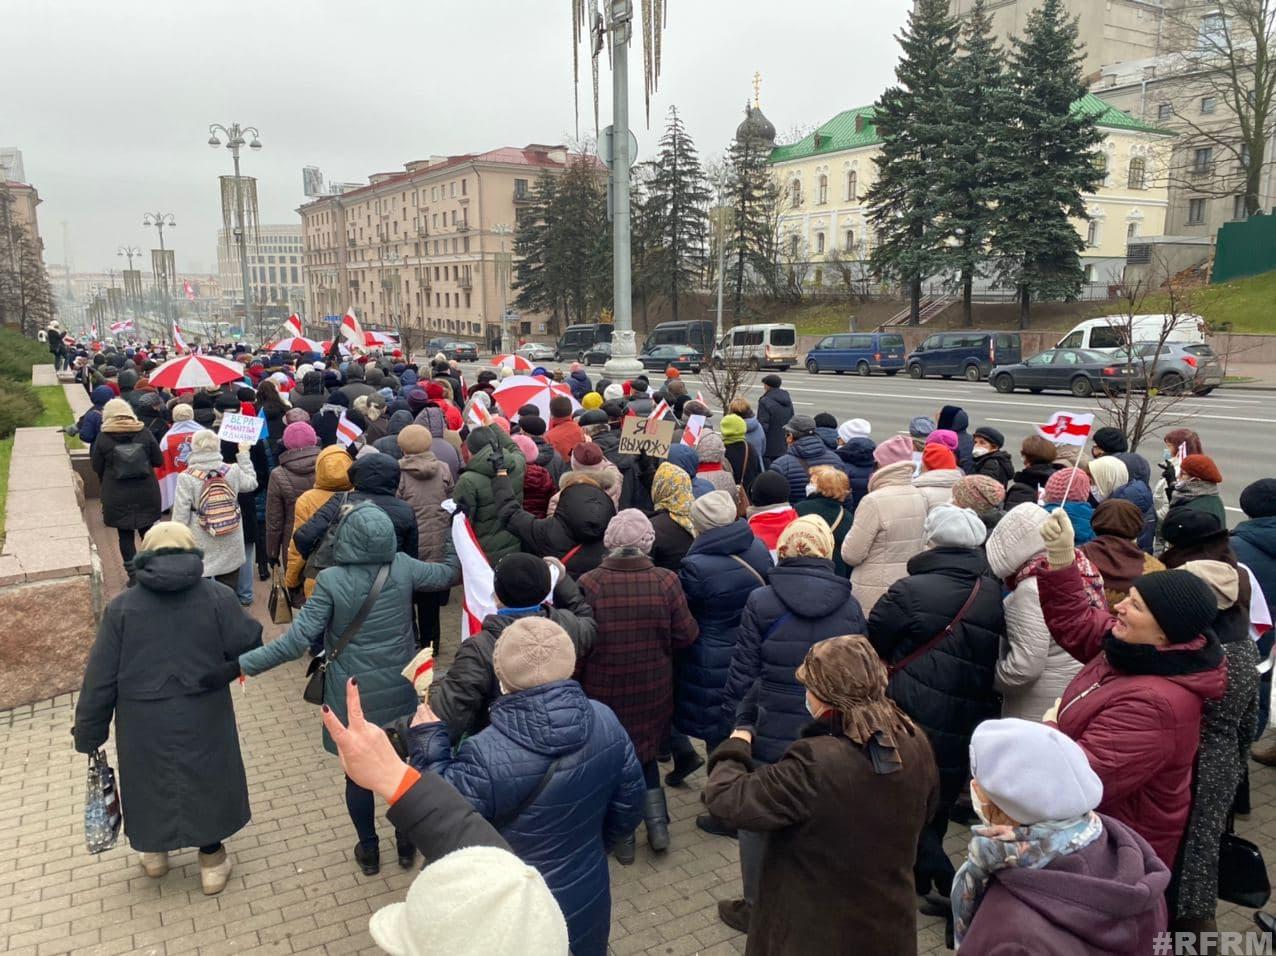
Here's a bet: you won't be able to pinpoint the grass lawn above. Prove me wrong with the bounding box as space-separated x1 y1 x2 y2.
0 385 81 547
1092 269 1276 334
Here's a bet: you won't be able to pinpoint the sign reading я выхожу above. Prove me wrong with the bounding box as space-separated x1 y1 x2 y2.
619 417 675 459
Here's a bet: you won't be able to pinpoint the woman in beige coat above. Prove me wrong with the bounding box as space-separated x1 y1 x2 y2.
840 436 929 614
395 424 455 656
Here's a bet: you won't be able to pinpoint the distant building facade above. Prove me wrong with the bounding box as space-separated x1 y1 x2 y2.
216 223 305 322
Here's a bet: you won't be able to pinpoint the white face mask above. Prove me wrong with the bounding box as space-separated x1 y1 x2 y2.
804 482 818 498
970 782 992 825
972 445 989 458
1092 487 1108 503
805 695 822 718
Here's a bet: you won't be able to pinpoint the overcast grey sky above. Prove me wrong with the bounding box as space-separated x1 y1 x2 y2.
6 0 910 274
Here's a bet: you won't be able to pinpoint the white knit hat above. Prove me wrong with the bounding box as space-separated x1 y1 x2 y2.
603 383 624 401
923 504 986 549
369 845 569 956
837 418 871 443
985 503 1049 579
970 718 1103 824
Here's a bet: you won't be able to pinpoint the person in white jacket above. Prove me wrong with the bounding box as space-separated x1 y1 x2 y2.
172 429 258 592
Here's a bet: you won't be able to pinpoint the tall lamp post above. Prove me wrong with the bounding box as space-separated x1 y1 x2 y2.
493 223 513 354
207 122 262 343
142 212 176 331
117 245 141 316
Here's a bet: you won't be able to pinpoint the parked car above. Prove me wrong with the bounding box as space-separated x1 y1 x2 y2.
906 331 1022 381
1112 341 1223 395
516 342 557 363
555 323 613 362
437 340 478 362
1056 314 1206 353
990 348 1140 397
711 323 797 370
805 331 906 376
583 342 612 366
640 345 702 373
642 319 715 355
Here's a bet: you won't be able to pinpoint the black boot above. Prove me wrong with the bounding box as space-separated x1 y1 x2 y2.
643 787 670 853
353 841 380 876
395 831 416 869
665 750 704 787
614 833 636 866
695 813 737 838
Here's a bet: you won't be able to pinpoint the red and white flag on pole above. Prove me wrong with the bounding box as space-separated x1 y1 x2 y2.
647 399 671 423
466 401 493 430
339 308 365 348
285 313 303 337
1035 411 1095 447
451 512 496 639
183 280 196 302
681 414 706 446
335 411 363 447
172 322 188 354
695 391 706 405
156 419 201 511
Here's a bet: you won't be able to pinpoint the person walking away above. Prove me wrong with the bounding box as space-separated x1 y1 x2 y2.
404 618 644 956
73 523 263 895
914 444 963 511
577 510 698 862
868 504 1004 915
756 375 793 467
694 432 737 496
720 413 761 493
452 425 527 564
544 442 622 516
511 434 556 518
284 444 353 602
265 421 319 570
951 475 1007 534
768 415 844 504
718 516 866 931
296 452 419 560
239 505 459 875
92 398 164 584
1234 479 1276 763
492 459 616 579
46 319 68 371
396 424 455 656
545 395 584 461
705 636 939 952
936 405 975 472
953 718 1169 952
968 427 1014 485
76 384 115 449
794 466 855 577
835 419 877 510
171 429 257 591
649 462 696 571
1003 436 1061 509
1165 454 1227 527
746 471 798 559
1081 499 1165 609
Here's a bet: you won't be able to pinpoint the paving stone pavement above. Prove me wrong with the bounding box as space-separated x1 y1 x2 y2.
2 511 1275 954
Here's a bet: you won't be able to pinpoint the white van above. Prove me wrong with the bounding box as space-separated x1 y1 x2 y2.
712 323 798 370
1056 314 1206 354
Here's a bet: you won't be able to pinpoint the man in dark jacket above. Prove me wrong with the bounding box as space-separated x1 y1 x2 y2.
969 426 1015 485
292 370 328 415
294 451 418 559
768 415 845 504
867 504 1004 906
1004 435 1061 508
1236 479 1276 762
937 405 975 473
756 374 793 466
588 408 637 508
337 362 376 404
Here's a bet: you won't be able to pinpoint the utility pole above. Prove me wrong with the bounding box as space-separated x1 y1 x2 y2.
493 223 512 354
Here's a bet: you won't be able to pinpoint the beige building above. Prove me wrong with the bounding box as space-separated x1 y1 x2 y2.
2 180 43 254
216 223 305 323
769 93 1175 290
299 144 577 352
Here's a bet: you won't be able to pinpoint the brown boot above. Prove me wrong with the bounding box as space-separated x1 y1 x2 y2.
718 898 752 933
1251 738 1276 766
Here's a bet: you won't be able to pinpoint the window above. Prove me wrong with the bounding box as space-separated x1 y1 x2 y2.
1058 331 1084 348
845 229 855 252
817 174 828 204
1158 103 1173 121
1090 326 1126 350
789 180 802 208
1240 142 1252 170
1127 157 1146 189
788 234 800 257
1201 96 1217 114
813 268 823 286
450 182 456 197
1188 198 1207 224
514 178 529 199
1093 152 1109 185
1200 12 1225 46
815 232 825 254
1086 221 1100 247
1193 147 1214 173
461 179 467 196
846 171 857 201
1232 195 1248 220
1126 222 1138 239
847 334 874 349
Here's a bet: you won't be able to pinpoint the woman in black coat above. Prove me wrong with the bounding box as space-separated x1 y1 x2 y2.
492 468 617 579
867 503 1004 909
73 522 262 895
91 398 163 579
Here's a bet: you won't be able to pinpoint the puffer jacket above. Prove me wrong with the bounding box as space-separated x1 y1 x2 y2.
868 547 1004 801
914 467 963 511
756 388 794 461
1233 516 1276 617
769 435 845 504
265 444 318 566
743 415 766 462
721 556 866 763
676 520 773 742
411 404 462 481
1004 461 1060 509
285 445 353 592
567 368 592 400
92 426 164 530
520 461 556 518
969 449 1015 486
1044 500 1095 544
452 427 526 563
530 436 567 484
239 506 459 753
294 452 419 560
840 461 929 614
1111 477 1156 553
836 437 877 509
494 472 615 578
407 680 643 956
172 446 258 577
546 465 623 516
397 451 454 562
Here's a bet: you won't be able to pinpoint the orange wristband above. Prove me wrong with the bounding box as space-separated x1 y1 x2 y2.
388 767 421 805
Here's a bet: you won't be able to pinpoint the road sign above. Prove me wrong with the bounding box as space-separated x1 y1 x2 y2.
322 314 342 324
601 125 638 170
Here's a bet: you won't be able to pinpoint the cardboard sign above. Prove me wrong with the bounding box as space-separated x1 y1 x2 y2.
619 416 675 459
218 412 263 445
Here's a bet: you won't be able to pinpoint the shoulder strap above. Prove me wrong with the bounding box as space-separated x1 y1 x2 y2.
887 578 982 677
762 610 793 641
490 750 569 832
727 553 766 587
562 544 583 565
327 563 391 666
827 508 845 533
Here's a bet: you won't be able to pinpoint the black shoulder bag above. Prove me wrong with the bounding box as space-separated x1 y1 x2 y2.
887 579 982 677
303 563 391 705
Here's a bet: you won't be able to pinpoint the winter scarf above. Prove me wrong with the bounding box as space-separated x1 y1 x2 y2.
1173 477 1220 503
1103 632 1224 676
101 416 144 434
652 461 695 536
1012 549 1105 609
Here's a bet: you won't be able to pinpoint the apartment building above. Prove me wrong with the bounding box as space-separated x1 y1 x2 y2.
216 223 305 321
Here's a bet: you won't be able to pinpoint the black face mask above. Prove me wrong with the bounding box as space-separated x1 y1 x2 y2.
1102 632 1223 676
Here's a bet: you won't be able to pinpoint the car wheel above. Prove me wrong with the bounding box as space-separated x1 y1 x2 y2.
1195 386 1215 396
748 357 761 371
1071 376 1094 398
964 365 982 383
993 374 1014 394
908 364 924 379
1159 372 1185 395
884 369 899 377
806 360 819 375
1029 387 1043 394
857 361 871 377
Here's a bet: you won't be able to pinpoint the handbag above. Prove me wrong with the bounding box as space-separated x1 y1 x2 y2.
303 563 391 705
1218 813 1270 908
84 750 122 854
268 566 293 625
887 579 983 676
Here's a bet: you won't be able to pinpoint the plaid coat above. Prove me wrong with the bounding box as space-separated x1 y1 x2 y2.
577 554 699 763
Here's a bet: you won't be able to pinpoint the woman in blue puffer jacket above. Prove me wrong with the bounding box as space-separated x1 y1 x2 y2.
836 434 877 510
404 617 644 956
1092 454 1157 552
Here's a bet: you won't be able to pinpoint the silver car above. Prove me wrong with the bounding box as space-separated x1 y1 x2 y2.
1115 341 1224 395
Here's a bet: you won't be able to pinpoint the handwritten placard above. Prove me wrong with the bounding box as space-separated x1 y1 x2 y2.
218 412 263 445
619 416 675 459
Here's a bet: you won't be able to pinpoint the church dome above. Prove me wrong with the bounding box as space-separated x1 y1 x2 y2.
735 103 776 147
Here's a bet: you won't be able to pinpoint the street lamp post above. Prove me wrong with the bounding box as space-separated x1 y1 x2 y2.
142 212 175 332
493 223 512 354
207 122 262 344
381 249 403 350
117 245 142 320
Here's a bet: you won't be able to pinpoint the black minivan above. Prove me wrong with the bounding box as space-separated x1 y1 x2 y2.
556 323 613 362
906 331 1022 381
642 320 715 355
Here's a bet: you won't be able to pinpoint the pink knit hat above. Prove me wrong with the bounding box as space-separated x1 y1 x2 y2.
282 421 317 450
1044 467 1091 504
874 434 915 467
511 433 538 463
926 429 959 452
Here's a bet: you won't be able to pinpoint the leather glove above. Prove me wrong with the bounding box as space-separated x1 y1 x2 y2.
1160 459 1177 486
1040 509 1076 569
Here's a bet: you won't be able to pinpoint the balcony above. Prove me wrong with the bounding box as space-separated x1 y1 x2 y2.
457 222 470 233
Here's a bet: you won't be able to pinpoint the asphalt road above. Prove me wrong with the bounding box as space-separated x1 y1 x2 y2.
457 362 1275 519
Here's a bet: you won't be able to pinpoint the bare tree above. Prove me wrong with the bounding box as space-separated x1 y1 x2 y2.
823 247 874 299
699 357 758 412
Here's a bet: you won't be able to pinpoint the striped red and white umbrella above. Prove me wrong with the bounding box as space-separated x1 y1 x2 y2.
490 353 533 371
491 374 580 420
147 354 247 390
363 330 399 348
265 335 324 353
319 340 353 357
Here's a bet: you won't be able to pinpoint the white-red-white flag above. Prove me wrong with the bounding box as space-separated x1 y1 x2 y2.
466 401 493 430
451 511 496 639
1035 411 1095 447
648 399 671 423
1244 565 1273 642
172 322 188 354
156 419 201 511
285 313 303 336
695 391 706 405
335 411 363 447
339 308 365 348
681 414 706 446
183 280 196 302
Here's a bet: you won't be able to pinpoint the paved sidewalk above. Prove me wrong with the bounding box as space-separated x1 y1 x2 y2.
1 509 1273 954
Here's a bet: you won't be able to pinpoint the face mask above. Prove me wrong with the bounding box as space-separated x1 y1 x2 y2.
972 445 989 458
970 782 992 825
1163 449 1173 461
805 695 823 719
804 482 818 498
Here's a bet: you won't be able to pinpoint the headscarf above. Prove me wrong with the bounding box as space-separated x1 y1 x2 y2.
651 461 695 535
777 514 834 559
1087 455 1129 502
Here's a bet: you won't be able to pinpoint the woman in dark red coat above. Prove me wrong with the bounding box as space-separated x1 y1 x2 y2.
577 509 698 864
1035 509 1226 869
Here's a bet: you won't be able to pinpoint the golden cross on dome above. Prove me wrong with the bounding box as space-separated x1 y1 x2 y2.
753 71 762 108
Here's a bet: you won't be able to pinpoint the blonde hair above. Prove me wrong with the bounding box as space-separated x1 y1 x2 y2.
807 465 849 503
728 398 753 418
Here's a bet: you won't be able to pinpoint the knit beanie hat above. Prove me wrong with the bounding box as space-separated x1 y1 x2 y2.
874 434 915 467
952 475 1006 513
493 553 551 609
1161 505 1226 547
750 471 791 507
407 388 429 413
171 402 195 422
924 504 987 549
1240 478 1276 519
519 415 547 437
284 407 311 425
697 431 726 463
691 490 738 534
581 392 603 410
191 428 220 453
814 412 838 430
778 514 834 560
397 424 433 455
908 416 935 439
1132 569 1220 645
926 429 959 452
140 521 197 553
921 445 957 472
719 414 746 443
1091 499 1145 539
1044 467 1090 504
1180 454 1222 484
970 719 1103 825
1092 426 1129 455
604 509 656 553
603 383 624 401
90 384 115 406
973 426 1005 449
103 398 136 421
492 617 576 692
571 442 605 469
424 381 445 400
511 434 538 462
837 418 871 443
282 421 318 450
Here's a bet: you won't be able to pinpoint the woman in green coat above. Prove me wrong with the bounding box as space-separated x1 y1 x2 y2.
239 503 459 876
452 425 526 564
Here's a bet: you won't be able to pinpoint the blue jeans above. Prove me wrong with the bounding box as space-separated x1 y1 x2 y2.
236 542 255 605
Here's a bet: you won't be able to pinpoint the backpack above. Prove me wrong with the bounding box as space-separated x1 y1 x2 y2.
112 441 153 480
188 467 241 536
304 494 368 579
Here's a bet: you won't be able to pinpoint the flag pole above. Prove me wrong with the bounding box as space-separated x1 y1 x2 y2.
1058 428 1093 504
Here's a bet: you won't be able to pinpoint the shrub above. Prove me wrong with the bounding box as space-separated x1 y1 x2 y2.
0 380 42 439
0 328 55 385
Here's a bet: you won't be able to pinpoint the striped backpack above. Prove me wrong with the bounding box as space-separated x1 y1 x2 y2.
189 467 241 536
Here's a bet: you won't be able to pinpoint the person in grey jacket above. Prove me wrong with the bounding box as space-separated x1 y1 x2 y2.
171 429 258 590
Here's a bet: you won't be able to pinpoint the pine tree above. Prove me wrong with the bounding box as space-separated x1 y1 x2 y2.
645 106 711 321
865 0 958 325
513 172 561 326
991 0 1104 327
937 0 1011 326
725 115 780 320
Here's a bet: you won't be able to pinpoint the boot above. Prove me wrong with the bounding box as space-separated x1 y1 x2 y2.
643 787 670 853
665 750 704 788
1252 737 1276 767
198 846 232 896
353 841 380 876
139 851 169 878
613 833 636 866
695 813 737 839
396 832 417 870
717 898 751 933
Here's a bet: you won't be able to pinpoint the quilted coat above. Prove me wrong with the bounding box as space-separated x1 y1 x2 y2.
451 427 527 564
91 426 163 530
720 556 866 764
171 446 258 577
676 520 773 743
494 473 615 578
239 505 459 754
284 445 353 592
840 461 930 614
836 437 877 509
264 444 318 566
396 450 454 562
913 467 962 511
768 434 844 504
408 680 644 956
294 452 419 560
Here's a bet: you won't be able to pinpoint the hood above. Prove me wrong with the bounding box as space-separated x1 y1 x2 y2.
906 546 988 578
1234 517 1276 560
560 468 618 495
868 460 915 492
333 502 398 564
992 816 1169 951
185 448 225 471
569 369 590 384
557 483 615 541
300 371 324 394
687 519 761 558
1113 452 1151 485
914 468 963 489
133 550 205 592
1112 478 1153 512
278 444 319 477
937 405 969 433
399 452 441 481
768 556 854 618
764 388 792 409
351 451 401 495
1082 536 1146 593
986 505 1049 578
837 437 877 468
790 434 834 462
666 443 699 480
534 439 558 469
314 445 355 491
745 417 763 438
815 426 839 451
487 680 593 757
